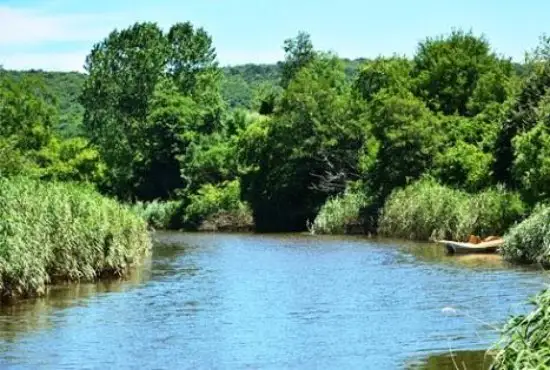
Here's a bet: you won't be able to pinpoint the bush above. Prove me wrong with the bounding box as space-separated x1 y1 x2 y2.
0 177 151 299
131 200 182 230
184 180 254 231
310 188 370 234
378 178 526 241
490 289 550 369
501 204 550 265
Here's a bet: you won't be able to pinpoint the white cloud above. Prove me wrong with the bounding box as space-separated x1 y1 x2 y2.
0 4 284 70
0 51 88 72
0 6 119 46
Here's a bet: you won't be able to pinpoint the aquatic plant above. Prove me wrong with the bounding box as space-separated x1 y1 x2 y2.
500 204 550 266
490 289 550 369
378 178 526 241
310 188 370 234
0 177 151 299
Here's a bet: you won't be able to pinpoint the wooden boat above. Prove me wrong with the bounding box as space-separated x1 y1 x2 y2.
436 239 504 255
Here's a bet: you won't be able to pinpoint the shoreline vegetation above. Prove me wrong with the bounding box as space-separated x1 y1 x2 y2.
2 19 550 368
0 177 151 301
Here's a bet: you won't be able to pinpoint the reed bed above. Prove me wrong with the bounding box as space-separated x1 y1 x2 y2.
0 177 151 299
378 179 526 241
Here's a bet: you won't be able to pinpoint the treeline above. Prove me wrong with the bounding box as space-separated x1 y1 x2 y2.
2 58 367 134
4 22 550 238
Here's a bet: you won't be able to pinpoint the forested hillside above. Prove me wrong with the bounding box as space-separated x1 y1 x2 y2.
2 57 367 137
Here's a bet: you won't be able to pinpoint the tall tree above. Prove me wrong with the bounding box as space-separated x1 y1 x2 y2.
241 55 364 231
279 32 316 88
412 30 512 116
80 21 224 200
494 36 550 186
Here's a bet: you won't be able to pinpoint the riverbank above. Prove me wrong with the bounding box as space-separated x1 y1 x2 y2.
0 177 151 301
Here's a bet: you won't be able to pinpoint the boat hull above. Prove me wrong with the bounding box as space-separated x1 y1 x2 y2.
437 239 504 255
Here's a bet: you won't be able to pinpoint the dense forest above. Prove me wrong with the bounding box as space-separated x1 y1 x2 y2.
2 22 550 237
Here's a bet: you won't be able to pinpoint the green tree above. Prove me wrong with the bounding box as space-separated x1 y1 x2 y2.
512 123 550 203
279 32 316 88
494 36 550 185
412 29 512 116
0 73 57 153
354 57 412 101
80 21 224 200
363 89 441 201
241 55 365 231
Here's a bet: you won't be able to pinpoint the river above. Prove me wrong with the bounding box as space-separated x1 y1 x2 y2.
0 232 546 369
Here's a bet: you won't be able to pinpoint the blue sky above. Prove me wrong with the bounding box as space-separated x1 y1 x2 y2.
0 0 548 71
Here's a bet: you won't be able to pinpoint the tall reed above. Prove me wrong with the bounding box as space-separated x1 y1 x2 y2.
490 289 550 369
500 204 550 266
310 190 370 234
0 177 151 299
378 178 526 241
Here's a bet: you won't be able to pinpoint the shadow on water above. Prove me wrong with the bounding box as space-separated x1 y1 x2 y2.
406 350 494 370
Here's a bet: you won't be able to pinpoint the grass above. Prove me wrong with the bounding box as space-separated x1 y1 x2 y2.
500 204 550 266
490 289 550 369
310 189 370 235
0 177 151 299
378 178 526 241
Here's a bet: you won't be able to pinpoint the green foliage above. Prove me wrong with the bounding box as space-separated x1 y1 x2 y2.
412 29 513 116
433 141 493 191
280 32 316 88
81 21 223 200
378 178 526 241
184 180 253 230
0 72 102 183
241 54 366 231
310 184 370 235
500 204 550 266
512 123 550 203
364 89 441 201
354 57 412 101
0 72 56 152
131 200 182 230
0 177 151 299
491 289 550 369
0 70 86 137
494 36 550 185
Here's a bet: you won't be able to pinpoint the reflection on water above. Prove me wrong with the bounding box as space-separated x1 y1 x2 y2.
0 231 545 369
407 350 494 370
0 254 153 344
379 237 533 270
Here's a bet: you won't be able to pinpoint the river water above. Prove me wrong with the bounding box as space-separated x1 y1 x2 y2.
0 232 547 369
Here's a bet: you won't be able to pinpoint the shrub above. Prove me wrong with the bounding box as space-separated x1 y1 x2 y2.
0 177 151 299
310 188 370 234
378 178 526 241
500 204 550 265
490 289 550 369
131 200 182 230
184 180 254 231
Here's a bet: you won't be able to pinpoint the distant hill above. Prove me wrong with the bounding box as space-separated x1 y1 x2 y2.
2 70 86 137
16 57 529 137
1 58 368 137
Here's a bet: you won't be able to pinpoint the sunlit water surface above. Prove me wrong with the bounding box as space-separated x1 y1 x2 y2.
0 232 547 369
